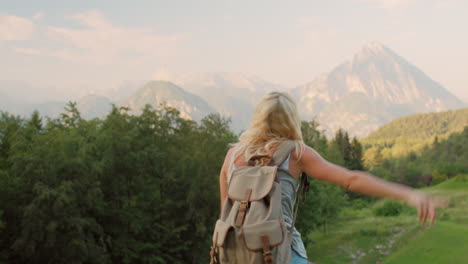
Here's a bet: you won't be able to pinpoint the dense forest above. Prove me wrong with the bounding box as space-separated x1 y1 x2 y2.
0 104 238 263
363 107 468 158
0 103 467 263
367 127 468 187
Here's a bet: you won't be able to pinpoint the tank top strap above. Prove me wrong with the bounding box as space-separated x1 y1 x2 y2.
278 153 291 171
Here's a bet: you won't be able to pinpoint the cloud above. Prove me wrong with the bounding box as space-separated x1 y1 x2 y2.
0 15 36 43
358 0 416 9
42 10 187 65
13 47 42 55
33 12 45 20
285 24 361 84
433 0 465 9
296 16 319 28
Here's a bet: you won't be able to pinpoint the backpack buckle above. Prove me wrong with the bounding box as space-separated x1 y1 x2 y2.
210 232 219 264
209 246 218 263
235 201 250 227
235 189 253 227
240 201 249 209
261 235 273 264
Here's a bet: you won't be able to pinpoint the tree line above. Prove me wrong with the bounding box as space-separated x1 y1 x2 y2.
0 103 241 263
366 126 468 187
363 107 468 159
0 102 399 264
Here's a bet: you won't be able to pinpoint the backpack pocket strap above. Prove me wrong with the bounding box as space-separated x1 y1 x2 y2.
261 235 273 264
235 188 253 227
241 220 285 252
209 232 219 264
228 166 277 201
212 220 232 247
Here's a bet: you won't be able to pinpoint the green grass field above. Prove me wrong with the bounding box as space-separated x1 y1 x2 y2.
383 221 468 264
306 175 468 264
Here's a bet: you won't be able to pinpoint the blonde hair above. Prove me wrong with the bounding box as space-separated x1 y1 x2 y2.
232 91 304 163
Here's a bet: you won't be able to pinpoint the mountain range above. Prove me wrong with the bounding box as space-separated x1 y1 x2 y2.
0 42 465 137
152 70 286 130
293 42 465 136
124 81 215 121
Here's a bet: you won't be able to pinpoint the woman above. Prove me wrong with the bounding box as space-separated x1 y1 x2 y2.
219 91 442 264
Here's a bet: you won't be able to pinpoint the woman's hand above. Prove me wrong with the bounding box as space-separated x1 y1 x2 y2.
405 191 448 228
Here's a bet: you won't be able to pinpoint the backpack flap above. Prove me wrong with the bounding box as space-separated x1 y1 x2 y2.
212 220 232 247
241 220 285 251
228 166 277 202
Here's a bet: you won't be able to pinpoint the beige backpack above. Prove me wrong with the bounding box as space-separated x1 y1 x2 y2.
210 140 309 264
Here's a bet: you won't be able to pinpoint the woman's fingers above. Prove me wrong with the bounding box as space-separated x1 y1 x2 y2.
408 191 449 228
429 203 436 228
424 200 430 226
421 200 428 227
419 200 437 228
418 203 423 225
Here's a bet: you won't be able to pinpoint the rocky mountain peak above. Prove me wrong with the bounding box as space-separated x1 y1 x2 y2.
357 41 388 57
123 80 215 121
294 42 466 137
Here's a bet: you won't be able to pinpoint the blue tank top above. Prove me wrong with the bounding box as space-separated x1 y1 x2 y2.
278 154 308 259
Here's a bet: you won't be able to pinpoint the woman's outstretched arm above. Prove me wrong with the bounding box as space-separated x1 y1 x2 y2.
298 145 445 227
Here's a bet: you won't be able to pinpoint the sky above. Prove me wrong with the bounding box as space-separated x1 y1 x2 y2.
1 0 467 102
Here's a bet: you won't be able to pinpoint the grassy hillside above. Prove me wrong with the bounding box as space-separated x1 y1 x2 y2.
383 222 468 264
366 107 468 140
362 108 468 160
306 175 468 264
307 213 419 264
383 175 468 263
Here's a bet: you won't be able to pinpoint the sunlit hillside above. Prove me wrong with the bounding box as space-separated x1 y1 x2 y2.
306 175 468 264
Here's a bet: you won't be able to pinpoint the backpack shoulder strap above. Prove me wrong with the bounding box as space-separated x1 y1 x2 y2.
270 140 311 235
269 140 296 166
290 173 310 235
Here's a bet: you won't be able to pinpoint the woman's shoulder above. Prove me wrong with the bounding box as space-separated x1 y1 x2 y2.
291 143 322 162
289 141 306 159
227 145 249 168
289 143 323 174
226 145 238 158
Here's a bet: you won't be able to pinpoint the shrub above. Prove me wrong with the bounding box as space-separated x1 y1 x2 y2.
373 200 403 217
432 168 448 185
349 198 369 210
455 174 468 182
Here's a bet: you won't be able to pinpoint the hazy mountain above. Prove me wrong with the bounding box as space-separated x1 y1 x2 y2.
9 101 68 118
0 85 64 117
0 90 113 120
122 80 215 121
2 42 465 137
0 80 116 119
0 91 15 112
77 95 114 119
102 80 148 103
293 42 466 137
0 80 44 103
0 80 77 103
153 71 286 131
